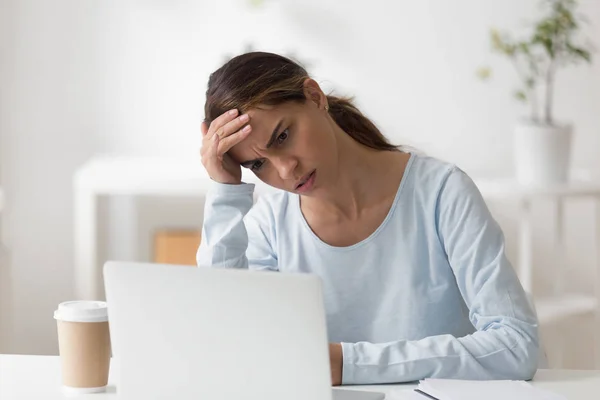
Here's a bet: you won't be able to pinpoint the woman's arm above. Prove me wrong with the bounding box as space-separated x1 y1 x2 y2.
196 181 278 271
340 167 539 384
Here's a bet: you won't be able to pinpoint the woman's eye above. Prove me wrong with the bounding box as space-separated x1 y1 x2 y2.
251 160 264 171
276 129 289 145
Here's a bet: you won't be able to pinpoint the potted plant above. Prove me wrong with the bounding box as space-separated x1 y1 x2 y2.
478 0 593 185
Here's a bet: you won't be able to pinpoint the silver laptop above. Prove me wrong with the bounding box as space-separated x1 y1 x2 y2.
103 261 385 400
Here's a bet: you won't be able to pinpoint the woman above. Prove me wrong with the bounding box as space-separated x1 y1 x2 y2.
197 52 539 385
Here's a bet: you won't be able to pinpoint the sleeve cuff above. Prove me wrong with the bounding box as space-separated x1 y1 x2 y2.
341 342 356 385
209 180 255 195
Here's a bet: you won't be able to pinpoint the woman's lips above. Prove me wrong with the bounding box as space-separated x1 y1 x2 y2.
296 170 316 193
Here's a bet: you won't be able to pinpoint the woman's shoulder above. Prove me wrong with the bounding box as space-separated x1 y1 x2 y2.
405 152 458 189
406 152 481 204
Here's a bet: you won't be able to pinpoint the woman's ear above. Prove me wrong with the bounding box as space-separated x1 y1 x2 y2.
303 78 326 109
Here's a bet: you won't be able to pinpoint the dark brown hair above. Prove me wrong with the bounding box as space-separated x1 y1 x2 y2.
204 52 398 152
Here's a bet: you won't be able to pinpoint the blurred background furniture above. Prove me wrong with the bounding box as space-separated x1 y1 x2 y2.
474 172 600 368
73 156 273 301
73 156 211 301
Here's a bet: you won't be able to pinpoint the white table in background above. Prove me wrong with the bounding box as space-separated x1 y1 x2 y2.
2 355 600 399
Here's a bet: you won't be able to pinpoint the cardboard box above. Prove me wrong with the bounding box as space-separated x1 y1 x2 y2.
153 230 201 266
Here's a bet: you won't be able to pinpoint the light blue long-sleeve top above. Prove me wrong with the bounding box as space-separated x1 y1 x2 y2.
196 153 539 384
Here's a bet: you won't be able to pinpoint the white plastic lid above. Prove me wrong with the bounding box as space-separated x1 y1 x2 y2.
54 301 108 323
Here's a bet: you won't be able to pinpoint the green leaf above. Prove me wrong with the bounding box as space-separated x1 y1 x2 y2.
248 0 266 8
533 33 555 58
566 43 592 62
476 67 492 80
526 77 536 88
490 29 516 56
514 90 527 102
518 42 531 54
490 29 503 51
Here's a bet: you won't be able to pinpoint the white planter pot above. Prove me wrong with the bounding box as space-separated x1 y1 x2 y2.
514 121 573 186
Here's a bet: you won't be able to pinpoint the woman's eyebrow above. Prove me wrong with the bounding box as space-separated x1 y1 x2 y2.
239 118 284 167
264 119 284 149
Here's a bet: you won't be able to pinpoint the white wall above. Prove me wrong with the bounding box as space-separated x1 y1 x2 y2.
1 0 599 365
0 0 109 354
0 0 14 351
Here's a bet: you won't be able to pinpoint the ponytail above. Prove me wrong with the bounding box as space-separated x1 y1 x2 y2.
326 95 399 152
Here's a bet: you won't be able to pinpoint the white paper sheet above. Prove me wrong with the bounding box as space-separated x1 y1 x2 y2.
389 379 566 400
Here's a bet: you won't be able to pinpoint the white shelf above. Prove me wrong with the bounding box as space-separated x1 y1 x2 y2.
536 294 598 325
73 156 274 196
473 170 600 200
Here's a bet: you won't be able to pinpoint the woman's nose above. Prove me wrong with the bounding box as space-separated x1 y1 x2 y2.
272 156 298 181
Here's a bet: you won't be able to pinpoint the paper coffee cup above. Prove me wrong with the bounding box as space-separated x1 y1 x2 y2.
54 301 111 394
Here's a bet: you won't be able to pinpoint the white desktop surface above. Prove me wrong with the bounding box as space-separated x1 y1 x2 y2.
1 355 600 399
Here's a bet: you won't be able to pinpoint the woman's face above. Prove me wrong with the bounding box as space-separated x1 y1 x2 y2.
227 88 338 195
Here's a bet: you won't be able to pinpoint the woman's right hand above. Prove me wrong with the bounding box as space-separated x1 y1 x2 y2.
200 109 252 185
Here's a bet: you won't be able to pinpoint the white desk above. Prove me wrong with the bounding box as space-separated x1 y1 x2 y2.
1 355 600 399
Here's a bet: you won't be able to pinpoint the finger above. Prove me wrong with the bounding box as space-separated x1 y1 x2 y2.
201 118 223 155
200 131 214 157
213 133 220 155
217 125 252 154
207 109 239 138
212 113 250 141
201 133 220 167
